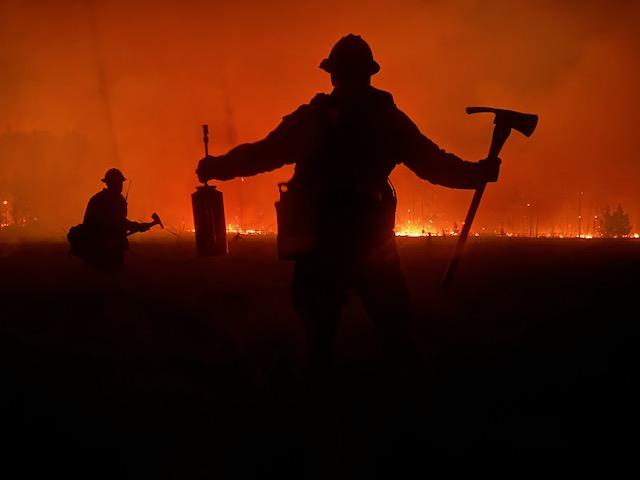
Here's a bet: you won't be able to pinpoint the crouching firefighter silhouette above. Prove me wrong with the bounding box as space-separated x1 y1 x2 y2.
68 168 161 271
196 34 501 381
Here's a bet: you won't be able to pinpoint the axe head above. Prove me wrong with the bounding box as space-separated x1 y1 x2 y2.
466 106 538 137
151 212 164 229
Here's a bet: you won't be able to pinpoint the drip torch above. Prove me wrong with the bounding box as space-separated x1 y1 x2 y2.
191 124 228 256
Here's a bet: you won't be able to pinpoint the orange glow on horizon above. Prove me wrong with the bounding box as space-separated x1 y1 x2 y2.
1 0 639 237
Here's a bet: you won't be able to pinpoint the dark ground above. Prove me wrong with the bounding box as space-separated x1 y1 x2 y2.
1 234 639 477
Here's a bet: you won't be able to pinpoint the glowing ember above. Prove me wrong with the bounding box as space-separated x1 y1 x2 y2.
1 199 13 228
227 224 268 235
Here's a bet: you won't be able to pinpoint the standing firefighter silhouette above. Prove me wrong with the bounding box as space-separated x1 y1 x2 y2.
68 168 163 271
196 34 502 378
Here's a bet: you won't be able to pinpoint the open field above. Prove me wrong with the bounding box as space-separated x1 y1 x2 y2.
1 235 639 477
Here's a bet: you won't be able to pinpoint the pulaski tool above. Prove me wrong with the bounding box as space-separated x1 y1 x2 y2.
151 212 164 229
441 106 539 287
125 212 164 236
191 124 228 257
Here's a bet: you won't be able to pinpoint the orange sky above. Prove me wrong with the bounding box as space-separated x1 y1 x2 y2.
1 0 639 235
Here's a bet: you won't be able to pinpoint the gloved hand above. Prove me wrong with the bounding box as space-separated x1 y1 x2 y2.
478 157 501 183
196 155 220 183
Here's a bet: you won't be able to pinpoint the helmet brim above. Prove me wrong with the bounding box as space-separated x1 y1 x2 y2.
319 58 380 76
101 176 126 183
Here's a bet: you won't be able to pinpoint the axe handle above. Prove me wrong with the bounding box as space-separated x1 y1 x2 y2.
441 125 511 287
487 124 511 160
441 184 486 287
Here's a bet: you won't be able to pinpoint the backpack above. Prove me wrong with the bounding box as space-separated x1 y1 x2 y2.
67 223 93 258
275 182 318 260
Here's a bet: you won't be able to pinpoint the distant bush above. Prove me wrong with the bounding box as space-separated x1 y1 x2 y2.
599 204 632 237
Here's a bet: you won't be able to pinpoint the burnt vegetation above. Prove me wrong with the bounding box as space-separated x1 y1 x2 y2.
599 204 632 237
1 236 639 476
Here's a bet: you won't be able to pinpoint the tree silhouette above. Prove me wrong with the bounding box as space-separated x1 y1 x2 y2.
600 204 632 237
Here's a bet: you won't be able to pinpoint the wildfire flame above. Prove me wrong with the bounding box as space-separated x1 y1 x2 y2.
177 221 640 239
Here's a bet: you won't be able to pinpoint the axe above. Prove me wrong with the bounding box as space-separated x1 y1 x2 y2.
127 212 164 236
151 212 164 229
441 107 538 287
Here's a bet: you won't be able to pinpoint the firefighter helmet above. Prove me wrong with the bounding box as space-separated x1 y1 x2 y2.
319 34 380 76
101 168 126 183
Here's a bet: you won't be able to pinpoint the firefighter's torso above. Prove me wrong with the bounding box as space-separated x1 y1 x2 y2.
279 87 399 258
84 189 129 249
293 87 398 187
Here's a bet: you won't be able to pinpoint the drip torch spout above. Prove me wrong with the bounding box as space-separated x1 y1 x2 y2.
202 124 209 186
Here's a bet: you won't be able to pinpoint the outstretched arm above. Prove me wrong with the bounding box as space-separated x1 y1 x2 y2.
393 109 499 189
196 103 319 182
125 219 149 235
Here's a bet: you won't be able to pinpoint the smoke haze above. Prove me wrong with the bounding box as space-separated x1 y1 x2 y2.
1 0 639 236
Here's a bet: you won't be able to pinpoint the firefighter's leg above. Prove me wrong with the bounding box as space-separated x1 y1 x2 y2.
291 257 347 383
356 239 419 379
